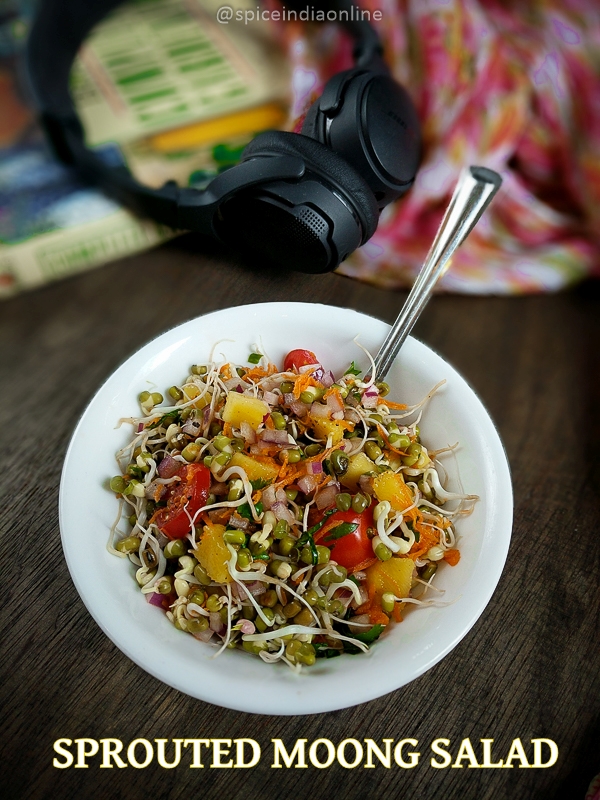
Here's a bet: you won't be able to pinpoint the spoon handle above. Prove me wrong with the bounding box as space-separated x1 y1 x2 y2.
373 166 502 381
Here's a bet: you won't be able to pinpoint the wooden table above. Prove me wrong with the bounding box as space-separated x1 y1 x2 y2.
1 239 598 800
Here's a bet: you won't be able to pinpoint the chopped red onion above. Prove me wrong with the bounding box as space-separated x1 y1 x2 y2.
235 386 243 393
228 514 252 531
348 612 370 627
271 502 296 525
283 393 295 405
344 408 361 424
146 591 164 607
326 392 344 414
309 402 330 419
263 390 278 405
240 421 256 444
307 460 323 475
202 405 212 425
209 611 225 634
193 628 214 643
157 454 180 479
224 377 245 391
261 378 280 393
262 485 276 509
316 483 339 510
290 400 309 417
137 423 144 433
275 488 288 503
211 481 229 496
332 410 345 420
244 580 267 597
250 440 275 455
362 386 379 408
145 481 167 501
261 429 289 445
182 419 202 436
297 474 317 494
321 370 335 388
358 474 374 493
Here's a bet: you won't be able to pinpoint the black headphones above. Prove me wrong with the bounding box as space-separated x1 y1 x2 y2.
25 0 421 274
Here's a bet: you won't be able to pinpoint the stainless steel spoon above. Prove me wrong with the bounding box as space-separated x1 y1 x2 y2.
373 166 502 381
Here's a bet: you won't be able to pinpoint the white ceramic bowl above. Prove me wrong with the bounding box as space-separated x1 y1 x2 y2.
60 302 512 715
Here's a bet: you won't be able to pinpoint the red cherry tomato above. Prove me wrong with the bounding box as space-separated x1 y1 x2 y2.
283 349 319 372
315 507 374 570
153 463 211 539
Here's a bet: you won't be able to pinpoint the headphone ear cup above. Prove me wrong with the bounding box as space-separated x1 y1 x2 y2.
301 71 421 208
241 131 379 240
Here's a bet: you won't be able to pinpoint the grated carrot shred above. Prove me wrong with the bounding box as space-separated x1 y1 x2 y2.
408 521 439 560
378 398 407 409
293 373 321 399
244 364 278 382
350 557 377 574
323 386 344 406
443 548 460 566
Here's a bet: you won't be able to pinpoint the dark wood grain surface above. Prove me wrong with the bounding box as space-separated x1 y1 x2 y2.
1 239 599 800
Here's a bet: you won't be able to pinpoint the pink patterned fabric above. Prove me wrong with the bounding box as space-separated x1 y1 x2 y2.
586 771 600 800
275 0 600 294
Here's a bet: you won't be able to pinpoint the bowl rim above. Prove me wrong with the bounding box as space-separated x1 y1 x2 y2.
59 301 513 715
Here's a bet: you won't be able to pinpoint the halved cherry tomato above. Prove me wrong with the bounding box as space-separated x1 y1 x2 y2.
315 507 374 570
153 463 211 539
283 349 319 372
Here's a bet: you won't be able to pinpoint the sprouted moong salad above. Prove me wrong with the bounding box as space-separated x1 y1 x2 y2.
108 343 477 670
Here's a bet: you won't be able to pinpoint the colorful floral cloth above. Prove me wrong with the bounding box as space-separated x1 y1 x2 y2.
586 771 600 800
276 0 600 293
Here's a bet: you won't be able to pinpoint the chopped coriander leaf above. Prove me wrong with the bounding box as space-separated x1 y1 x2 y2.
296 508 337 565
354 624 385 644
248 353 263 364
342 624 385 654
250 478 271 491
314 643 342 659
322 522 358 543
148 410 180 429
345 361 362 376
238 501 264 520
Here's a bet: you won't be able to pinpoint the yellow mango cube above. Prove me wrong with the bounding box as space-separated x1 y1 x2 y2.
194 524 230 583
311 417 347 445
339 452 377 491
222 391 269 431
228 452 279 484
372 471 413 513
366 557 414 603
183 383 210 410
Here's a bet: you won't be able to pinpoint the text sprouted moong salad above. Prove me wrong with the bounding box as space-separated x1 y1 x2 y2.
108 344 477 669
